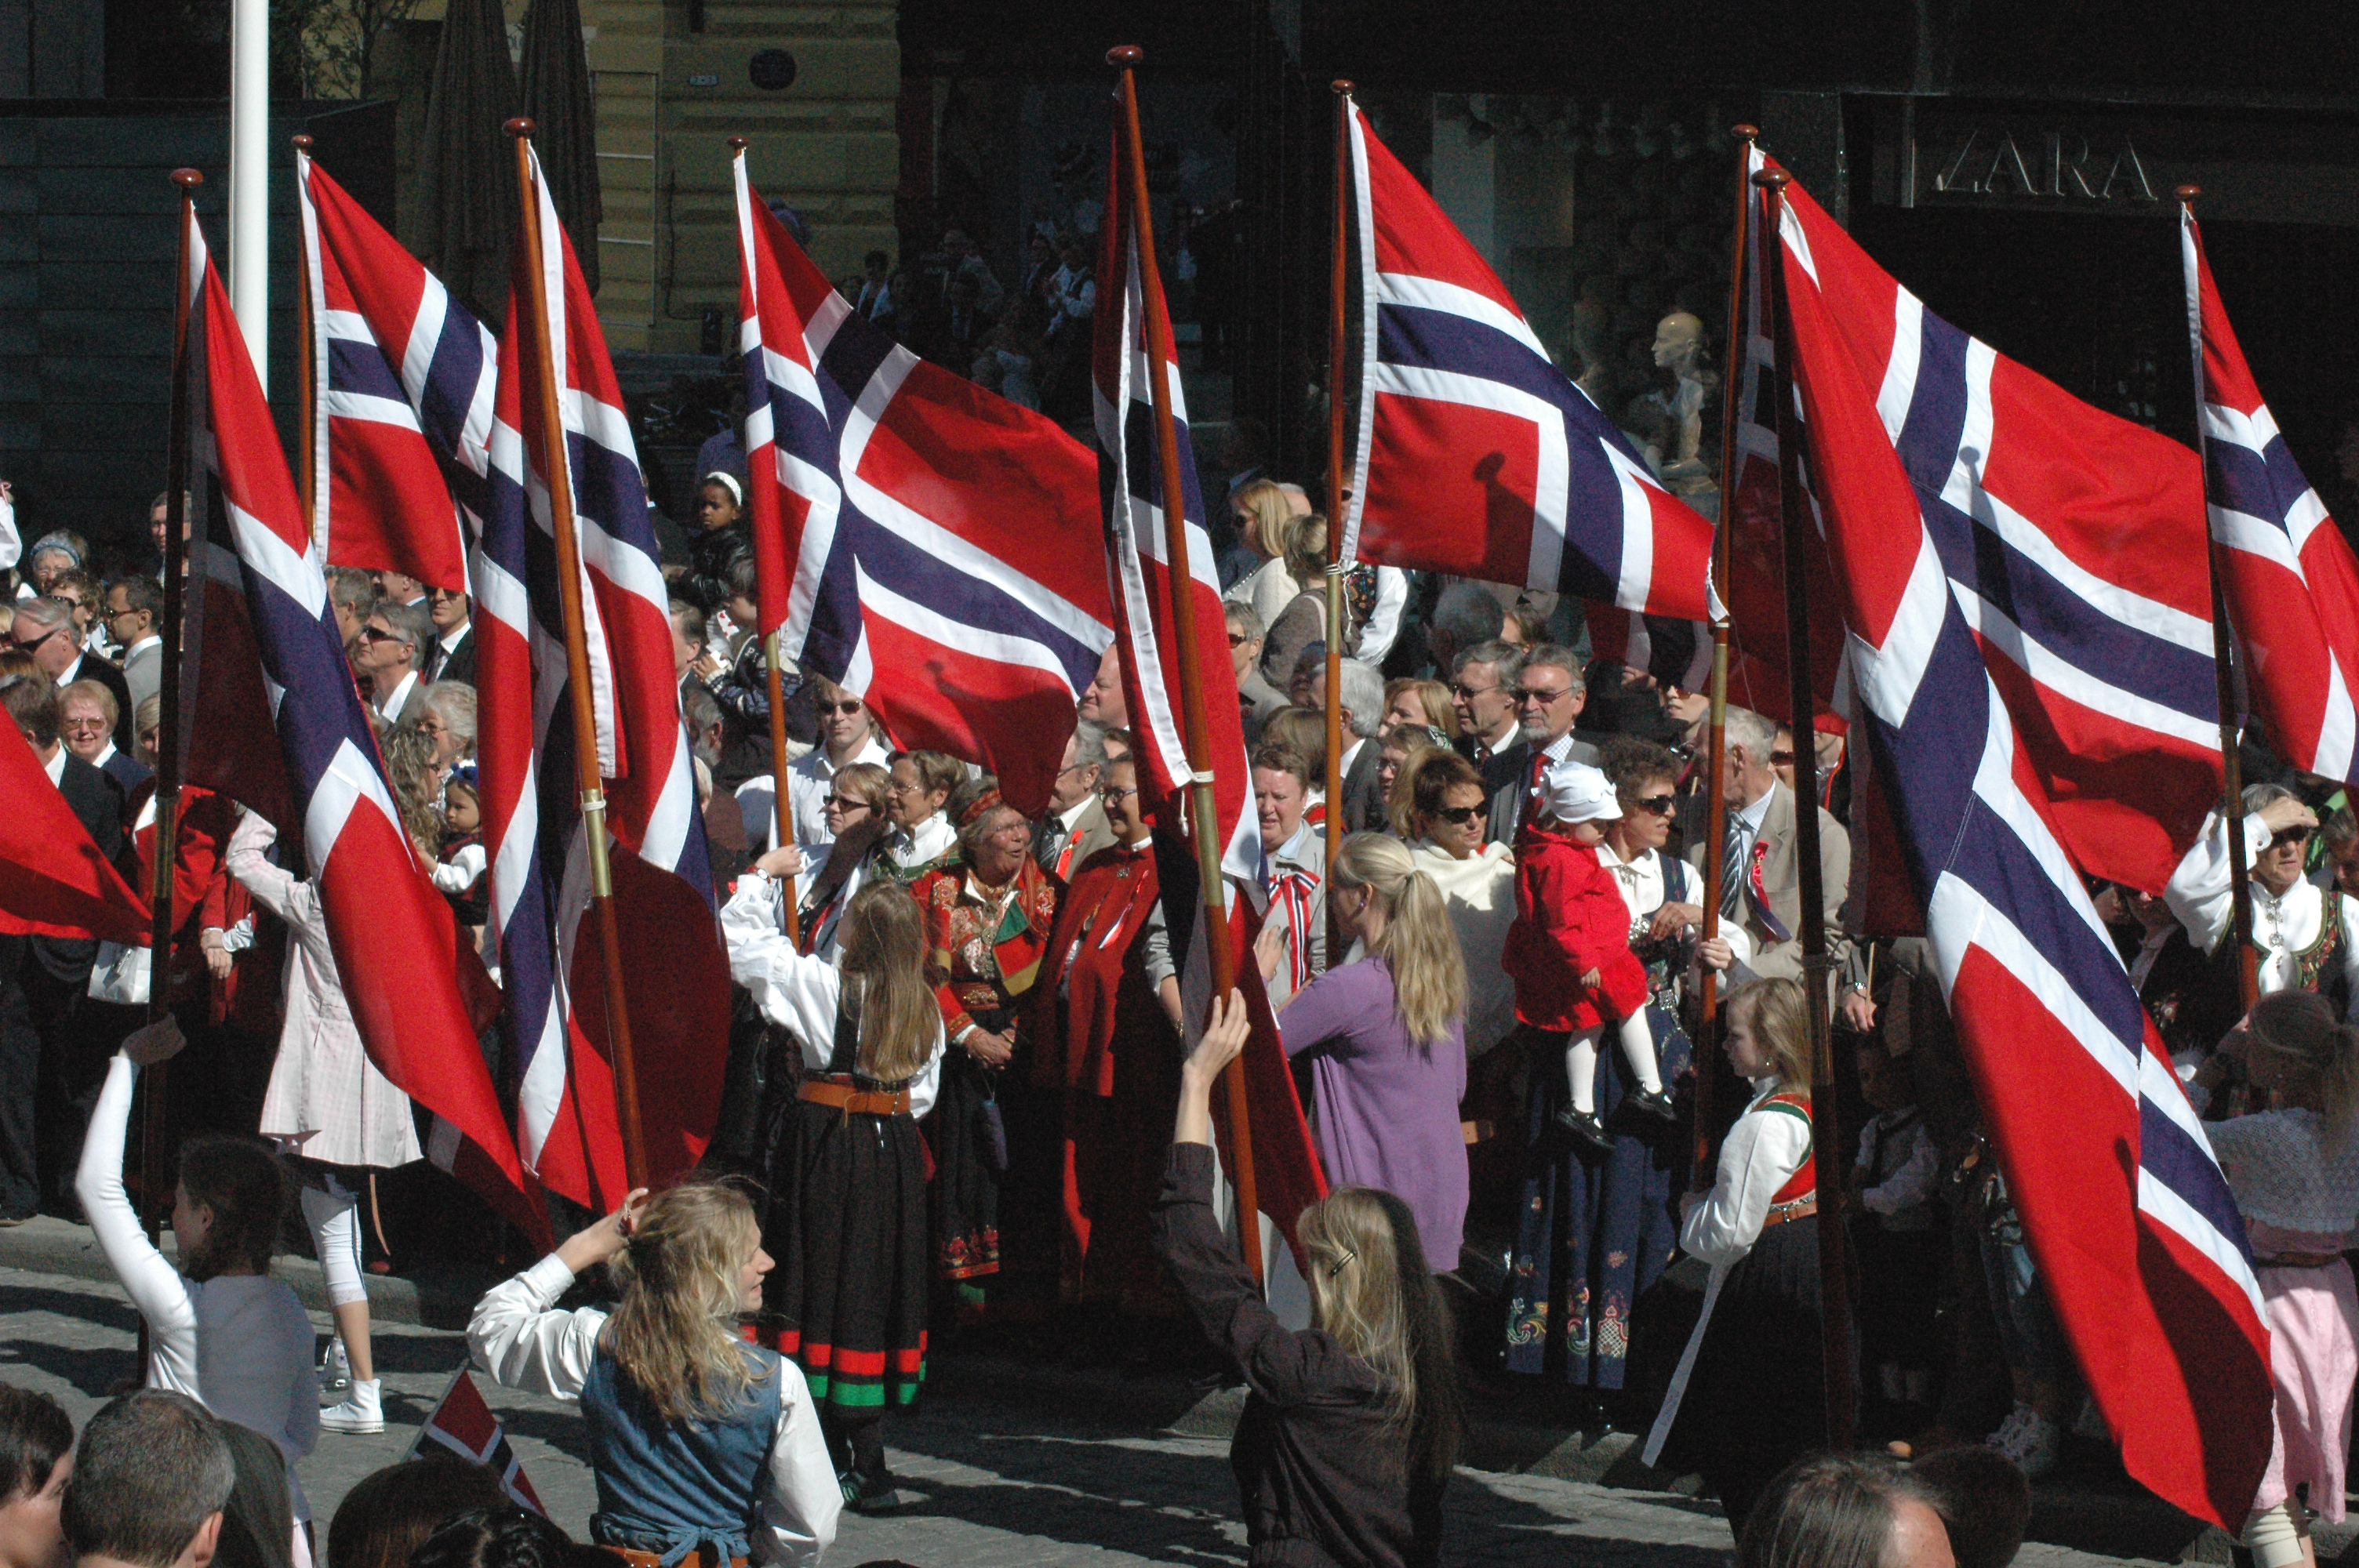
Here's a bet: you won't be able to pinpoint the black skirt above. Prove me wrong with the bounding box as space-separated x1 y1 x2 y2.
1680 1218 1827 1529
763 1097 930 1417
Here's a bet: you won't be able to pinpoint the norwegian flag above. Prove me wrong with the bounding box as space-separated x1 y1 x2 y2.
408 1367 544 1513
173 205 541 1243
729 150 1110 817
2183 210 2359 786
485 143 731 1208
1770 169 2270 1528
296 152 479 588
1093 112 1325 1269
1337 101 1710 619
0 712 147 945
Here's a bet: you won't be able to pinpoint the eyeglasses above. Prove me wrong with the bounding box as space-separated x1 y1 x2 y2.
60 716 105 735
360 626 407 645
1769 749 1796 766
1628 793 1677 816
9 627 59 654
1429 804 1483 825
827 795 871 812
823 699 863 715
2272 826 2315 849
1511 685 1572 706
1227 632 1249 647
1100 785 1138 804
1449 682 1497 699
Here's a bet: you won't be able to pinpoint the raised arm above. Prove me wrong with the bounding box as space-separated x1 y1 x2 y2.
74 1023 199 1390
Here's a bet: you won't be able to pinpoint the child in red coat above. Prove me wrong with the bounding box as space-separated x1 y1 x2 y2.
1503 757 1672 1152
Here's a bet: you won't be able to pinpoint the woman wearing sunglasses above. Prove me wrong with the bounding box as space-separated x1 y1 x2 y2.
749 761 891 960
1401 750 1518 1062
2167 781 2359 1015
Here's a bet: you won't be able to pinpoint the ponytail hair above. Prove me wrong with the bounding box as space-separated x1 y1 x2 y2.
1332 832 1467 1048
2246 989 2359 1139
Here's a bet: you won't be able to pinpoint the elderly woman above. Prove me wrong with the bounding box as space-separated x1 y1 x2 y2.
1252 743 1325 1007
872 750 963 884
906 775 1062 1312
415 681 477 771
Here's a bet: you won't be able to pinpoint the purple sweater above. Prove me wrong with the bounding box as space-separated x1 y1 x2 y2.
1280 956 1470 1270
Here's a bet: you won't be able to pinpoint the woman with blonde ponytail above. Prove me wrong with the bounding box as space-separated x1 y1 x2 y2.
467 1178 841 1568
1253 831 1470 1269
2205 989 2359 1568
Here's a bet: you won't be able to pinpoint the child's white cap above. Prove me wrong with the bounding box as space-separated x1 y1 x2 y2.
1543 758 1621 823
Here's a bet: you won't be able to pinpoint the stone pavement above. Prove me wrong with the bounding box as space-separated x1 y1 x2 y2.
0 1255 2210 1566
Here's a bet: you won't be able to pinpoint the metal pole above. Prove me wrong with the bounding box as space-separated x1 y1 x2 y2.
1693 125 1757 1176
1110 45 1262 1285
2175 185 2259 1013
1322 80 1352 968
227 0 267 388
292 137 317 529
507 118 649 1195
1755 164 1856 1452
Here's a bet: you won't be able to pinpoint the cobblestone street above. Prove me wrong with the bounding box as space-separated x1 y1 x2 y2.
0 1260 2194 1566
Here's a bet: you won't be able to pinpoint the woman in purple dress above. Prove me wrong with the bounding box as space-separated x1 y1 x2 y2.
1255 832 1470 1271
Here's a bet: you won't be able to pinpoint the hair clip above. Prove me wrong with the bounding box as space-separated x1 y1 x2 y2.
1328 1247 1356 1279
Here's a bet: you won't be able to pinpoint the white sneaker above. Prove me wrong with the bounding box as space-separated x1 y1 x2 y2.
319 1377 383 1434
317 1339 351 1392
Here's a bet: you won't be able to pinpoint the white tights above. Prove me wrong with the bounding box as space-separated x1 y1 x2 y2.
2245 1502 2309 1568
300 1178 367 1309
1565 1010 1662 1116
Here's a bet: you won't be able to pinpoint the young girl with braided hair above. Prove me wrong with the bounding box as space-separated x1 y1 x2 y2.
2206 989 2359 1568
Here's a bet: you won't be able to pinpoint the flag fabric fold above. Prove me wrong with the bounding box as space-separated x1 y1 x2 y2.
1093 111 1325 1269
1768 168 2270 1529
1339 102 1711 621
175 204 540 1242
2183 209 2359 788
0 714 147 945
729 152 1110 818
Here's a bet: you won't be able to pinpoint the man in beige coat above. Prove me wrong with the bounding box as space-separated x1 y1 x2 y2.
1688 706 1849 982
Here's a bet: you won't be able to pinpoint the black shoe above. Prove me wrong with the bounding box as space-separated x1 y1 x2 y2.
1623 1087 1679 1124
1553 1105 1615 1155
842 1469 903 1515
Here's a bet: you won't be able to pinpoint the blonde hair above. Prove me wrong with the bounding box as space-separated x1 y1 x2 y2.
1332 833 1467 1048
1299 1187 1462 1484
2247 989 2359 1138
604 1184 769 1423
1283 514 1329 588
1232 477 1295 559
834 882 937 1083
1383 677 1453 735
1725 975 1813 1094
1379 729 1441 837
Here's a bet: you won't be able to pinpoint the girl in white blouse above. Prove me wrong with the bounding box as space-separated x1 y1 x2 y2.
74 1017 320 1549
1641 976 1826 1530
468 1183 841 1567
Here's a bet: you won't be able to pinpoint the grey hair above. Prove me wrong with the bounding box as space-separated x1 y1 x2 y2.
419 681 478 746
1223 599 1265 642
1518 642 1584 692
1454 638 1524 684
27 532 81 566
1067 718 1107 771
1724 706 1779 764
11 595 70 632
2244 780 2301 814
373 597 433 658
326 565 378 615
1336 658 1385 740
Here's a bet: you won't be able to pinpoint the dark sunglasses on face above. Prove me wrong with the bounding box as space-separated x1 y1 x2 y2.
1512 686 1570 705
1629 793 1677 816
1227 632 1249 647
360 626 405 644
1430 804 1483 825
827 795 870 812
1450 683 1495 699
823 700 863 715
10 627 58 653
2273 826 2315 849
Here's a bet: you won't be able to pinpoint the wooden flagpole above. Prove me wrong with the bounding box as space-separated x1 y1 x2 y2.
1110 45 1261 1285
1754 164 1856 1451
2175 184 2259 1013
1322 79 1352 971
507 117 649 1194
142 167 204 1250
1692 125 1756 1176
729 136 800 947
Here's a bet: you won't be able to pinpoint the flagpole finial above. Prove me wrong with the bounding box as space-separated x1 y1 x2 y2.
2175 183 2202 204
1332 78 1354 95
1732 123 1759 142
1107 45 1143 68
170 168 203 188
729 135 748 153
504 117 536 140
1752 168 1790 191
290 133 312 152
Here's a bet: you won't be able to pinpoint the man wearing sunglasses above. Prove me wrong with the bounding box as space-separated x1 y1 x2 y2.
1481 643 1599 847
2165 781 2359 1013
354 600 432 726
9 597 131 753
738 673 891 866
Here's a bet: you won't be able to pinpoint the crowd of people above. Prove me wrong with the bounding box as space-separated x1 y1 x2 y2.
5 395 2359 1566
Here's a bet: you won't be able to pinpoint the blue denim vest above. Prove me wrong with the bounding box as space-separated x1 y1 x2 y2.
579 1340 786 1564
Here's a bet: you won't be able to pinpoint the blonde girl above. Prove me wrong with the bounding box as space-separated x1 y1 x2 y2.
1155 991 1463 1566
468 1181 841 1566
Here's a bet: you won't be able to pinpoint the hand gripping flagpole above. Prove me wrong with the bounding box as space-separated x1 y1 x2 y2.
1692 124 1756 1178
729 136 801 948
2175 184 2260 1015
1110 45 1262 1286
1321 79 1354 969
144 167 204 1254
1755 165 1856 1452
507 117 649 1193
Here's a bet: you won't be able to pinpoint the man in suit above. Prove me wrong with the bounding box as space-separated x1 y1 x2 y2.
1481 643 1599 845
1227 602 1286 743
1308 655 1388 833
1034 720 1118 883
59 681 150 795
1452 640 1525 797
104 576 165 716
1687 705 1850 983
356 599 434 726
423 585 475 685
0 673 127 1221
11 596 132 753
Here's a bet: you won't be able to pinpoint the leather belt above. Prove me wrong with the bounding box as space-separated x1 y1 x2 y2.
2255 1252 2346 1271
1761 1194 1819 1229
613 1552 746 1568
798 1079 911 1117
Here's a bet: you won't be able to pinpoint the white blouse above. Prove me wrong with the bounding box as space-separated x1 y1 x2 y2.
468 1257 841 1567
2166 810 2359 1012
1678 1080 1813 1266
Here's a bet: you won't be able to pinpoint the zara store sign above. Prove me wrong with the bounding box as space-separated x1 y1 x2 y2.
1928 126 2159 203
